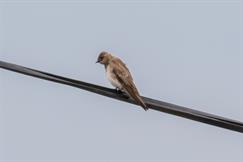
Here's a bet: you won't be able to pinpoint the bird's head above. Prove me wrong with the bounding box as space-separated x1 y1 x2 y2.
96 51 112 65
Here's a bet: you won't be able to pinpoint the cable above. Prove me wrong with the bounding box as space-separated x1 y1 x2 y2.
1 60 243 133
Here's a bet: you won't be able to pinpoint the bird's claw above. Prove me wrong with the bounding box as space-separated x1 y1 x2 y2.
115 88 123 94
115 88 129 99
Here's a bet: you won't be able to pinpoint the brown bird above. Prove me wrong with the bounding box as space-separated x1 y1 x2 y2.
96 51 148 111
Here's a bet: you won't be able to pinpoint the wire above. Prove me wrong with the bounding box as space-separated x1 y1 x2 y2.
1 60 243 133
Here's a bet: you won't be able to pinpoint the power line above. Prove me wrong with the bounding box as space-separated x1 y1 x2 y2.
1 60 243 133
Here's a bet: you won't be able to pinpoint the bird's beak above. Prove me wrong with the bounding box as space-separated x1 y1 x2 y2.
96 60 100 63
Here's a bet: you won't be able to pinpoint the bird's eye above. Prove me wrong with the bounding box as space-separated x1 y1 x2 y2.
100 56 104 60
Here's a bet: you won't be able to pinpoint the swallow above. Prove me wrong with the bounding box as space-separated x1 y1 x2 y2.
96 51 148 111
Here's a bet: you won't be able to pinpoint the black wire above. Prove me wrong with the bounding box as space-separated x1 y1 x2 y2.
1 60 243 133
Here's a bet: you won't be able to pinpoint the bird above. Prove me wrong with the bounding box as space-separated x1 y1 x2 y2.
96 51 148 111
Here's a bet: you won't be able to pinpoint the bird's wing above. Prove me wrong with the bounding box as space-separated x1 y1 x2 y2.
112 58 147 109
111 58 136 91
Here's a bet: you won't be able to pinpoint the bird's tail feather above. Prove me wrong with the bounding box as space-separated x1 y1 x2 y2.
122 85 148 111
132 94 148 111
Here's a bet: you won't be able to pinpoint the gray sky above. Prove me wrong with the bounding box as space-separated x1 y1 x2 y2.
0 0 243 161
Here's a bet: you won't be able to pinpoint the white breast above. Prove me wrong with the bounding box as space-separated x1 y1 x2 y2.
106 66 122 90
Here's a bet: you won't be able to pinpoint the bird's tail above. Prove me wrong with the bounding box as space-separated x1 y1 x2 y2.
133 94 148 111
121 84 148 111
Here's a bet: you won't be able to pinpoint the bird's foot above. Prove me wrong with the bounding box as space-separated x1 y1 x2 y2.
115 88 129 99
115 88 123 94
143 107 149 111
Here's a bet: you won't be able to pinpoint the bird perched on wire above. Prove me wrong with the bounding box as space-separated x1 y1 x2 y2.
96 51 148 111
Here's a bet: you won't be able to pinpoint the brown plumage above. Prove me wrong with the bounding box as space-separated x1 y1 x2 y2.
96 51 148 111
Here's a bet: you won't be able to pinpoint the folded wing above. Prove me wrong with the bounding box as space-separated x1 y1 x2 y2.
111 58 148 110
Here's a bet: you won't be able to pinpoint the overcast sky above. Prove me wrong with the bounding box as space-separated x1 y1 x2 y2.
0 0 243 161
